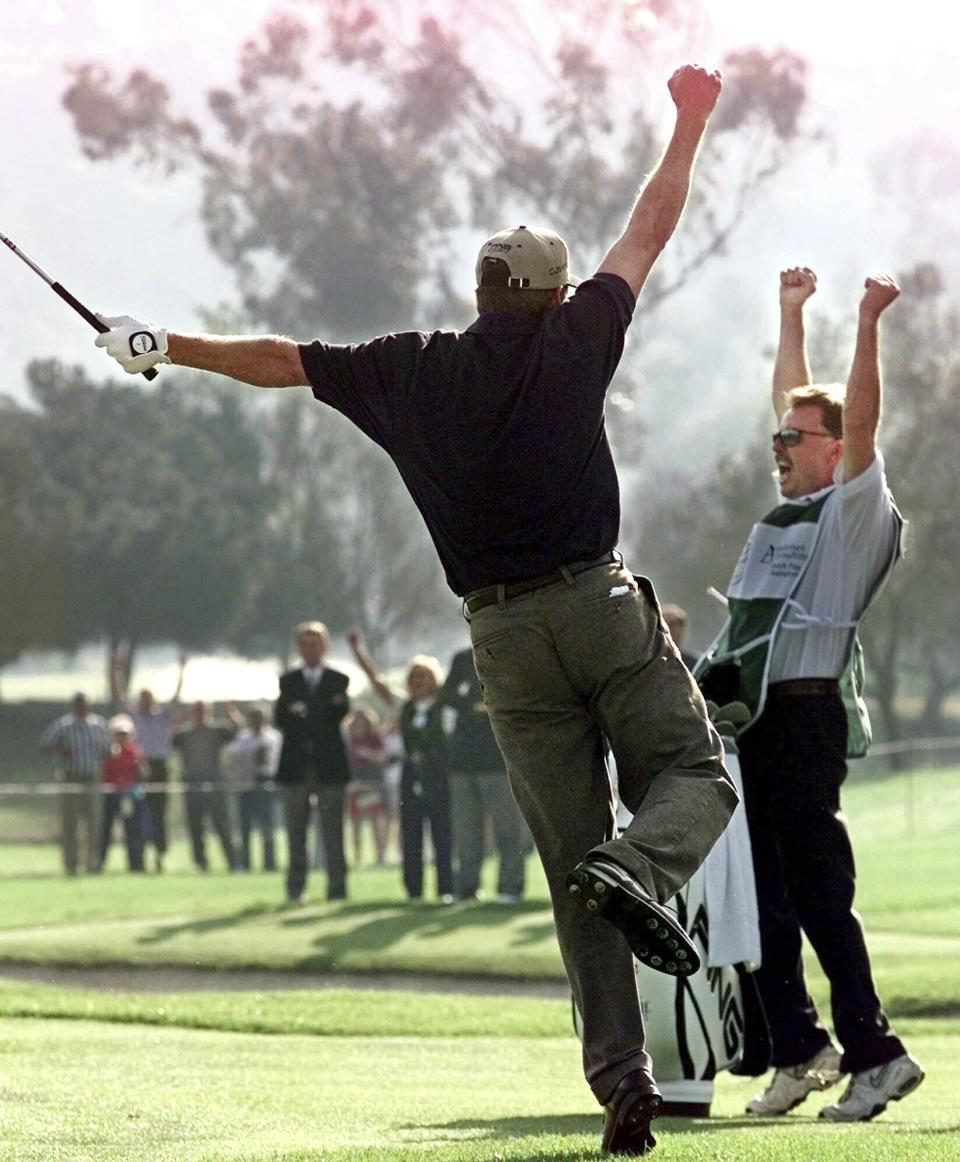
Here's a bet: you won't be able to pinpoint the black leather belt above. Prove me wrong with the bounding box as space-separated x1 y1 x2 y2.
464 552 617 614
767 678 840 698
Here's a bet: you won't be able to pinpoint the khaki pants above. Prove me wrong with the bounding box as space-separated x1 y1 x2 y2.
60 781 102 874
468 562 737 1103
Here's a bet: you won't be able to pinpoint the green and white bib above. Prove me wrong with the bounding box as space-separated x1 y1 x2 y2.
695 482 902 759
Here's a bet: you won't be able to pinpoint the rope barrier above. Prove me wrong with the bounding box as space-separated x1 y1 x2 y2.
3 738 959 796
0 780 273 795
864 736 960 757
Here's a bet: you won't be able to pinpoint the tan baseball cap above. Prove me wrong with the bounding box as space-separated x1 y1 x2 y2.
475 225 578 290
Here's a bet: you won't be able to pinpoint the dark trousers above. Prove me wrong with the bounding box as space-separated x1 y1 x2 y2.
739 692 905 1075
449 770 527 897
183 785 237 871
283 784 346 900
400 761 454 898
99 790 147 871
237 783 277 871
144 757 169 856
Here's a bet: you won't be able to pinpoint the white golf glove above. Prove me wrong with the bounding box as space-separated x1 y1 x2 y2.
95 315 171 374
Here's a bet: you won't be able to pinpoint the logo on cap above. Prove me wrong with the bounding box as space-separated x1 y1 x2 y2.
476 226 577 290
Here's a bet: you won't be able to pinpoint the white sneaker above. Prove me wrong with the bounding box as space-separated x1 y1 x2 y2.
746 1044 843 1115
819 1053 924 1122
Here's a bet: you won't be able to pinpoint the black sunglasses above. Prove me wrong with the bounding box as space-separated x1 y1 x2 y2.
772 427 837 448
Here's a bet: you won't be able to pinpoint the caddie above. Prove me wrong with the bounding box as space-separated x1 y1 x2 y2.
696 266 923 1121
95 64 739 1156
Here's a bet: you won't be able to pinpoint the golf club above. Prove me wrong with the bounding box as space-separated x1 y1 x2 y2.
1 231 159 382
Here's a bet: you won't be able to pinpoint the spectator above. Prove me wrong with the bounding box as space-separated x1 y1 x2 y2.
381 719 404 862
344 709 390 866
98 714 149 872
225 706 281 872
349 632 454 902
275 621 351 903
40 693 111 876
440 646 527 903
661 604 699 670
173 700 242 872
111 648 187 872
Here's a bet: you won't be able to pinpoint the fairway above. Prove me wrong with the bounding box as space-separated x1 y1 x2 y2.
0 765 958 1159
0 1002 957 1161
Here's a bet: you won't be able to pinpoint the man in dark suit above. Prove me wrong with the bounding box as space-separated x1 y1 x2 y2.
275 621 351 901
440 646 528 902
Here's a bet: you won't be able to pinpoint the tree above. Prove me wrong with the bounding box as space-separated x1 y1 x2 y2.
857 264 960 737
625 439 773 653
0 395 69 674
21 361 274 682
61 1 814 652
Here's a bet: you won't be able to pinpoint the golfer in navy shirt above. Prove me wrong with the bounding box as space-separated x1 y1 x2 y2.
98 63 738 1156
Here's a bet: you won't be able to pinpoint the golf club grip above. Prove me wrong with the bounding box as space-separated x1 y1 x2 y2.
51 281 159 381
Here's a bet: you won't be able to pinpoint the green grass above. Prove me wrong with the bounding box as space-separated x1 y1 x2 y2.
0 978 567 1038
0 1007 956 1161
0 765 958 1159
1 766 959 1015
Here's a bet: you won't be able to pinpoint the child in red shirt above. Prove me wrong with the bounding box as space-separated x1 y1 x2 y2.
99 715 149 871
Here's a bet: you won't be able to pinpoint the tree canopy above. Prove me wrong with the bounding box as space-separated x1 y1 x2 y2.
13 361 274 672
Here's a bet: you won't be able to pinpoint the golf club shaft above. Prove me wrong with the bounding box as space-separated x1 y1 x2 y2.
1 232 158 382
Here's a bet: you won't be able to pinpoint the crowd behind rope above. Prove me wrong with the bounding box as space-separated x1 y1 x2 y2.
37 622 536 904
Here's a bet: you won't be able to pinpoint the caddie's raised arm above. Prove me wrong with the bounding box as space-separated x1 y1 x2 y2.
95 314 309 388
842 274 900 482
597 63 721 297
772 266 817 420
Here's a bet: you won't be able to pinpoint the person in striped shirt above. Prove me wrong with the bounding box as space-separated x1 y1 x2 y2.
40 693 111 875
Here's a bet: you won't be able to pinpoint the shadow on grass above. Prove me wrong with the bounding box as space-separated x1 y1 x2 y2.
890 997 960 1018
412 1112 960 1142
134 897 559 974
296 899 557 972
135 902 289 944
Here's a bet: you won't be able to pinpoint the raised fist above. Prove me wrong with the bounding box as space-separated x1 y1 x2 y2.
860 275 900 320
667 65 722 119
779 267 817 308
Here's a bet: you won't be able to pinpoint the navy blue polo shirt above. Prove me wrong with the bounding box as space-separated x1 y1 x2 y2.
298 273 635 595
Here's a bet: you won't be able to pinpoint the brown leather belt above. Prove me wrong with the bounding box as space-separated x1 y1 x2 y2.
767 678 840 698
464 551 617 614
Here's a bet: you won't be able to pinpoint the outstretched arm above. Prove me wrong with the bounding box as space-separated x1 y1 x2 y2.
843 275 900 482
168 653 187 706
224 701 246 732
773 266 817 420
111 647 130 710
95 315 309 387
597 64 722 297
347 629 397 709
